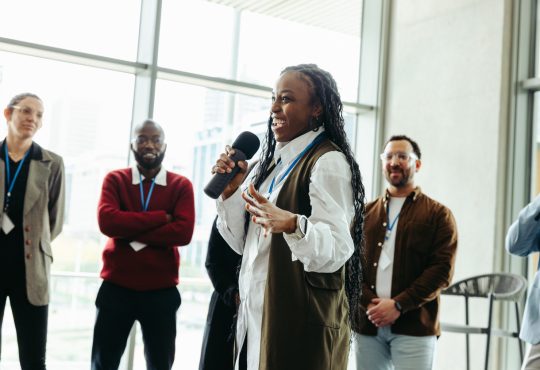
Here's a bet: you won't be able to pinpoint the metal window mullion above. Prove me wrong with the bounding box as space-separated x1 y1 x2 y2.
123 2 163 370
506 0 536 257
0 36 144 73
355 0 391 199
129 0 162 144
227 9 242 139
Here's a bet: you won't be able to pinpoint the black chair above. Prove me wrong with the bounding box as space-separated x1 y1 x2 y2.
440 273 528 370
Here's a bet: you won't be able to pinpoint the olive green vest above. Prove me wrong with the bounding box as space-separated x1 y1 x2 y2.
258 139 350 370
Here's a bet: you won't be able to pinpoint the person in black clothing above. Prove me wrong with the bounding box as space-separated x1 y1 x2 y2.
198 217 241 370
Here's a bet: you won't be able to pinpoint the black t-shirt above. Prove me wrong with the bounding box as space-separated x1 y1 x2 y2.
0 141 35 287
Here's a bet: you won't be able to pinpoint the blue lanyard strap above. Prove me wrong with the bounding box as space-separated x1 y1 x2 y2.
268 132 326 195
4 143 30 198
139 174 156 212
385 201 401 241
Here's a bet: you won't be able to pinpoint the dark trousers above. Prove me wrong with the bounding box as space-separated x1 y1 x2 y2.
0 286 48 370
91 281 181 370
198 291 236 370
239 339 247 370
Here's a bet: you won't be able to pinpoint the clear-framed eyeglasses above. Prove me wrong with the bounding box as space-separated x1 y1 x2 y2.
11 105 43 120
379 151 418 163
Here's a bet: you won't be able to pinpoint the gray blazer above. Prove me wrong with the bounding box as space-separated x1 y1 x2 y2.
0 140 65 306
506 195 540 344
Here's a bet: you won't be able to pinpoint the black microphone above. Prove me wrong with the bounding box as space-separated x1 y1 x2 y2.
204 131 260 199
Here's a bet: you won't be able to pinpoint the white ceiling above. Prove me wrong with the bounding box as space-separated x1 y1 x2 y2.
206 0 363 36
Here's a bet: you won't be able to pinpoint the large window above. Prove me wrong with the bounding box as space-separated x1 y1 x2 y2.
159 0 363 102
0 0 140 60
0 0 383 368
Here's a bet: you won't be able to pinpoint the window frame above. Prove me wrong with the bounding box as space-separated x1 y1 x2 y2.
0 0 388 368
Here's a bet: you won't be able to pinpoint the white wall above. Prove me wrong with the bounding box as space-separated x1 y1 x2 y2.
382 0 513 369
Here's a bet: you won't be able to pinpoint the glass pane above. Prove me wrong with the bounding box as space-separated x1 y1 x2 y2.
159 0 236 78
0 0 140 60
160 0 362 103
237 10 361 101
0 51 134 367
153 80 269 229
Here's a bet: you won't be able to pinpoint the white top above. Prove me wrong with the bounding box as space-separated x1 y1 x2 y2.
376 196 406 299
131 164 167 186
216 129 355 370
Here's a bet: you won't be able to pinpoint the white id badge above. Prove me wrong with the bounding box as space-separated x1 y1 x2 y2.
1 213 15 235
130 241 147 252
379 249 392 270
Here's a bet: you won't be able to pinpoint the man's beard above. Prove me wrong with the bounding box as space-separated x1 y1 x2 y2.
385 168 411 188
134 151 166 170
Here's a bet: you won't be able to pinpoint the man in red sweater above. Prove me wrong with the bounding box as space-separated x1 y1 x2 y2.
91 119 195 370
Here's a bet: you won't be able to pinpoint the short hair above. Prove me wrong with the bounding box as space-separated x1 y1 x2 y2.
133 119 165 140
7 93 42 112
384 135 422 159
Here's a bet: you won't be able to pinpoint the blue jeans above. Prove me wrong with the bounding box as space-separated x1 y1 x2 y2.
353 327 436 370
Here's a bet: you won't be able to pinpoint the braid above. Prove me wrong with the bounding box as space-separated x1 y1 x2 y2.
252 118 276 192
249 64 365 326
280 64 366 327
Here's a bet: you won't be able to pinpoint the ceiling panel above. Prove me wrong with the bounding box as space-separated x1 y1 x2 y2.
206 0 363 36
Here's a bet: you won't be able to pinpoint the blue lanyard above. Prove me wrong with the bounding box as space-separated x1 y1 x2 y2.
139 174 156 212
267 132 326 196
4 143 30 212
385 201 401 241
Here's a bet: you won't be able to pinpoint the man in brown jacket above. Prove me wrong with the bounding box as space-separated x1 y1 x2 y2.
353 135 458 370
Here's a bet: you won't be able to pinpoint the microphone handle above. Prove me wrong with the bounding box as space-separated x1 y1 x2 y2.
204 151 247 199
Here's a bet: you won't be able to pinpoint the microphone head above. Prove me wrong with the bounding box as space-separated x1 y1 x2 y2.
232 131 260 160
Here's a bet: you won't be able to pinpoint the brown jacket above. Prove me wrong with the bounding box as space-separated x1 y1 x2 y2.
354 187 457 336
259 139 350 370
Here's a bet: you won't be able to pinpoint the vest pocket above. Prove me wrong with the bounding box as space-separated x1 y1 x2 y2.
304 271 344 329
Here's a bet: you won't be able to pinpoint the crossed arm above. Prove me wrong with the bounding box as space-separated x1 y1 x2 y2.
98 173 195 247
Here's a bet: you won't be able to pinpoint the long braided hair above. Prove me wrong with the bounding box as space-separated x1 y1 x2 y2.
252 64 366 326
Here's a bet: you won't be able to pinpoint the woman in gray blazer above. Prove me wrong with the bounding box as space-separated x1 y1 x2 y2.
506 195 540 370
1 93 65 370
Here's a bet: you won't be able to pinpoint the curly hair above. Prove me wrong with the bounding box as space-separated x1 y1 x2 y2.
252 64 366 326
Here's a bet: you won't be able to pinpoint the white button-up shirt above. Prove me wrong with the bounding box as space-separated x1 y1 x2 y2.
216 129 355 370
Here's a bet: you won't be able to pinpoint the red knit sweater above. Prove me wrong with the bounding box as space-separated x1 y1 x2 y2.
97 168 195 291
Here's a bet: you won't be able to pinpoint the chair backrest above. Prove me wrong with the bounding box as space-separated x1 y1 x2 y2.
442 273 528 301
